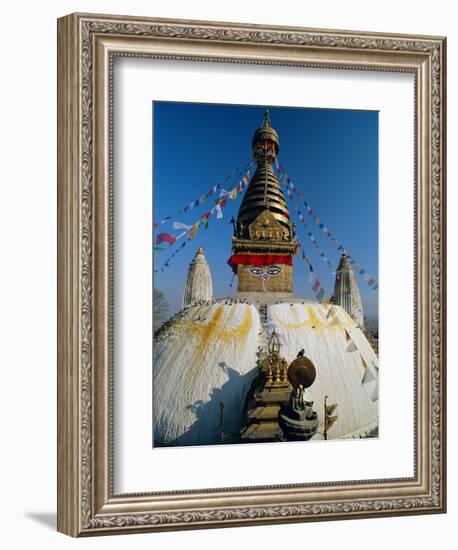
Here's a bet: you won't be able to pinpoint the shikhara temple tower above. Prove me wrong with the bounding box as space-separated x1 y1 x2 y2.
228 111 298 295
333 253 365 328
182 245 213 308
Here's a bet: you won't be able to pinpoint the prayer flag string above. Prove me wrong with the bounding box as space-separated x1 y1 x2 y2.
154 164 252 272
153 158 252 229
275 161 378 291
278 165 334 271
296 240 330 302
154 163 253 249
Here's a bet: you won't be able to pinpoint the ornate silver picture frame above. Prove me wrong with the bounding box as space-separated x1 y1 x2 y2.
57 13 446 536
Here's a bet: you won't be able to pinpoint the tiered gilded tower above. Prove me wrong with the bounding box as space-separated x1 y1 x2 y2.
333 253 365 328
228 111 297 294
182 245 213 307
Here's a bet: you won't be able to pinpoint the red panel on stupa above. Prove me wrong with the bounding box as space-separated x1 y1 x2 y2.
228 253 293 274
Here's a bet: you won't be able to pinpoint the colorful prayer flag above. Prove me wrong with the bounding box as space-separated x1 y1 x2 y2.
187 221 200 239
172 221 192 230
214 204 223 219
156 232 176 246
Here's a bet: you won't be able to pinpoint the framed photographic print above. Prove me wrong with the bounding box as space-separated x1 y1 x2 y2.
57 13 446 536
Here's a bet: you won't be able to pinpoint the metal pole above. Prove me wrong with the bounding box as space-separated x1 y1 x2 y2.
219 401 225 443
324 395 328 441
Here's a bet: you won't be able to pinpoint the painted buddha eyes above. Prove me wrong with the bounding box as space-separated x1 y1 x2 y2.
249 265 282 287
266 266 281 276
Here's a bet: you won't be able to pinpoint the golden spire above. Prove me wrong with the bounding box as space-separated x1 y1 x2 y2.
237 110 292 238
229 110 297 295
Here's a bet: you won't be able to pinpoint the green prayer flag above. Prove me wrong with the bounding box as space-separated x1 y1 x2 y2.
316 288 325 301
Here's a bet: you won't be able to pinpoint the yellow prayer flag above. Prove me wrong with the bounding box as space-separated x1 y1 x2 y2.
188 221 200 239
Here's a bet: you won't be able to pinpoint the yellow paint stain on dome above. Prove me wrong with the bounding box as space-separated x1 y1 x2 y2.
272 304 351 331
223 303 237 328
305 306 326 330
170 303 215 334
220 306 252 342
184 305 253 384
271 310 308 330
187 304 212 327
326 305 347 328
339 307 357 325
188 303 204 322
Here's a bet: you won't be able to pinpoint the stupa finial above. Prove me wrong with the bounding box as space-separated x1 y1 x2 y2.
262 109 272 128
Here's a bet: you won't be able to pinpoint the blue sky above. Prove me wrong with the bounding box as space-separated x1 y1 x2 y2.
153 102 378 320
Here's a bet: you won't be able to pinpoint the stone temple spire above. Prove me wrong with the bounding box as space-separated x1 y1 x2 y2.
182 245 213 308
333 254 365 328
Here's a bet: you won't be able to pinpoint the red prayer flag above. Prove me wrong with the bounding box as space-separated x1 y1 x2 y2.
312 279 320 293
156 232 176 246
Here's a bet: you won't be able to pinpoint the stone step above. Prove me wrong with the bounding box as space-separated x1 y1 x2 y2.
254 387 291 403
246 404 280 421
241 421 282 441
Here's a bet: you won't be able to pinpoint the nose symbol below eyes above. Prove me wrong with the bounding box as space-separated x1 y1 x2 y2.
249 265 282 287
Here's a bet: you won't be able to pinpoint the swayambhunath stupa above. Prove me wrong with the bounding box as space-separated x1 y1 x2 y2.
153 108 379 447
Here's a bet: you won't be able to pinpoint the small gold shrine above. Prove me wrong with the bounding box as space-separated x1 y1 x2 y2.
240 330 292 442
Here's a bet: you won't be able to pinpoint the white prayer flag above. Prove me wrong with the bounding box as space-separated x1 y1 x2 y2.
214 204 223 219
362 367 376 385
346 341 357 353
173 221 192 230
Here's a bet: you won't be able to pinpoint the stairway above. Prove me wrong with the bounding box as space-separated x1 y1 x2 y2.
240 302 291 443
257 304 269 362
